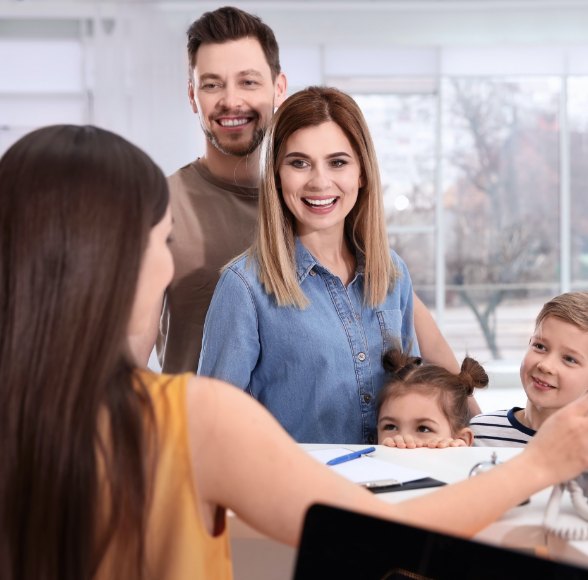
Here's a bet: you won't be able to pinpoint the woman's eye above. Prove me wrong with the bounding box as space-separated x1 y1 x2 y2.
330 159 347 168
289 159 309 169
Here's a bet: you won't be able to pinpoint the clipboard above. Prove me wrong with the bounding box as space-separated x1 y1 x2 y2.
308 448 445 493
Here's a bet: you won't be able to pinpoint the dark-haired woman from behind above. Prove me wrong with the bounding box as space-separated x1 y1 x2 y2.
5 125 588 580
377 349 489 448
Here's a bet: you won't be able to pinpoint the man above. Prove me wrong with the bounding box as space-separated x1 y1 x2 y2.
155 6 287 372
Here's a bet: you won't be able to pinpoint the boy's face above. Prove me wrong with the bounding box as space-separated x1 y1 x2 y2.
520 315 588 412
189 37 286 157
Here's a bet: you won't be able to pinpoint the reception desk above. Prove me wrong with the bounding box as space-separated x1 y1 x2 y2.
230 445 588 579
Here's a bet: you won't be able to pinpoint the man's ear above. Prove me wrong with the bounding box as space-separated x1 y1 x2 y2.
188 80 198 114
456 427 474 447
274 72 288 108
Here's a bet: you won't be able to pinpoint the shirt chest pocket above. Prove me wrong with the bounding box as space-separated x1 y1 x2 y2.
376 309 403 353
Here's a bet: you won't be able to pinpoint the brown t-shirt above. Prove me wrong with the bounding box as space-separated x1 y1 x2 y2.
157 160 258 373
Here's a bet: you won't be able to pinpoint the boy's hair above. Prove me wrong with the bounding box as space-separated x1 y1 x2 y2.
187 6 281 80
377 349 488 435
536 292 588 331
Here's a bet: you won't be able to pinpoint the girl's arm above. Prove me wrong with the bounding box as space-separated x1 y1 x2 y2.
188 376 588 546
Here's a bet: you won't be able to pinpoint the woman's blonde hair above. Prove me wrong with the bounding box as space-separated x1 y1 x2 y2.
252 86 397 308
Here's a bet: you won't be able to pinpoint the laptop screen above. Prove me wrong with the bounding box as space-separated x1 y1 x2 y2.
293 504 588 579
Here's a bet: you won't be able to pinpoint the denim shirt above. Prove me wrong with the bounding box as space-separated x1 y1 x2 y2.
198 239 419 444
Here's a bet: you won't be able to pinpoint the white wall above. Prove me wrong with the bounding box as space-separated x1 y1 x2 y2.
5 1 588 173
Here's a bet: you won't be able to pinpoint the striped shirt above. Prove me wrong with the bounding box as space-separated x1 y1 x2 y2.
470 407 535 447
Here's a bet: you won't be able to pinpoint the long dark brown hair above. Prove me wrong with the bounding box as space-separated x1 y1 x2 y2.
377 348 489 435
0 125 169 579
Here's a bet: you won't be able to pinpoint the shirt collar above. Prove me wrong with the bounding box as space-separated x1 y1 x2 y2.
295 238 317 283
294 237 365 283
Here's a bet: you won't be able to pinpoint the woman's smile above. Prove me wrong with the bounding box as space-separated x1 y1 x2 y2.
278 121 362 238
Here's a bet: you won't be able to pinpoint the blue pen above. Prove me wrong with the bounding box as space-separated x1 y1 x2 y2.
326 446 376 466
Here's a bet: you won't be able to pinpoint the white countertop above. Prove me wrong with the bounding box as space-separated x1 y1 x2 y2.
230 445 588 579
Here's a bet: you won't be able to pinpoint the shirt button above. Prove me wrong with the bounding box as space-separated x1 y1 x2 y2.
309 270 316 276
363 394 372 404
357 352 366 362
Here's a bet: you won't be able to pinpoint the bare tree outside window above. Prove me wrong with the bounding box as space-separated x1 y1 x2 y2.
354 78 585 364
568 78 588 289
443 78 560 359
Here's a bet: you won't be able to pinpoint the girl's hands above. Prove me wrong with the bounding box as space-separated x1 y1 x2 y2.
380 434 469 449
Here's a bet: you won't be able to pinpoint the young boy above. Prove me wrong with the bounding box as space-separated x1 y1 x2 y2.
470 291 588 446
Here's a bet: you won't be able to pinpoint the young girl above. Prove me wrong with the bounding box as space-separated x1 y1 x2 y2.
377 349 489 448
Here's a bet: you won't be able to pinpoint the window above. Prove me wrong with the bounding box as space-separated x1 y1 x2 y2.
0 29 89 158
355 74 586 365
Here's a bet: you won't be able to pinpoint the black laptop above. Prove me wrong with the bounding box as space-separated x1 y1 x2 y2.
293 504 588 579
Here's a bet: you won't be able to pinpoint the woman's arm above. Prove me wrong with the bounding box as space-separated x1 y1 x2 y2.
413 293 459 372
197 267 260 388
188 376 588 546
413 293 481 416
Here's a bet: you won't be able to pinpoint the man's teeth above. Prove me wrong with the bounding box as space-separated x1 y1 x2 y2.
219 118 249 127
305 198 336 207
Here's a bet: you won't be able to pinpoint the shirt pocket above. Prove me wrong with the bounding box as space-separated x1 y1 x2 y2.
376 309 403 353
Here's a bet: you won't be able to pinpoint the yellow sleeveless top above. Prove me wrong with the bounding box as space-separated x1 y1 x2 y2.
95 372 233 579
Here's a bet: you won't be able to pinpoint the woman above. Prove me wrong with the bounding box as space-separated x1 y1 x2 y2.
3 125 588 580
198 86 463 444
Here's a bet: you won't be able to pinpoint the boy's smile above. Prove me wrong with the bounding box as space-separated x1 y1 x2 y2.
519 315 588 427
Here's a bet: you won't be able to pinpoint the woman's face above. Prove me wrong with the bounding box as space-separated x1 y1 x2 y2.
278 121 363 238
128 205 174 338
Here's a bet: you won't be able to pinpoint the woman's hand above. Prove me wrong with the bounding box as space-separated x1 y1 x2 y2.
524 393 588 485
380 435 468 449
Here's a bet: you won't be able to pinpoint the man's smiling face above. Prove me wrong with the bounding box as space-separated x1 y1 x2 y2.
189 37 286 157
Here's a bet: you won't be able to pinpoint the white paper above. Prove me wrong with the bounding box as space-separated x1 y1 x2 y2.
308 448 431 487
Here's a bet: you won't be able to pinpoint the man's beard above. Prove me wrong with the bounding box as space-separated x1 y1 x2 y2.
204 124 266 157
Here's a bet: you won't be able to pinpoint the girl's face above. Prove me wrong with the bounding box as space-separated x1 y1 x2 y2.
377 390 471 445
128 205 174 338
277 121 362 239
